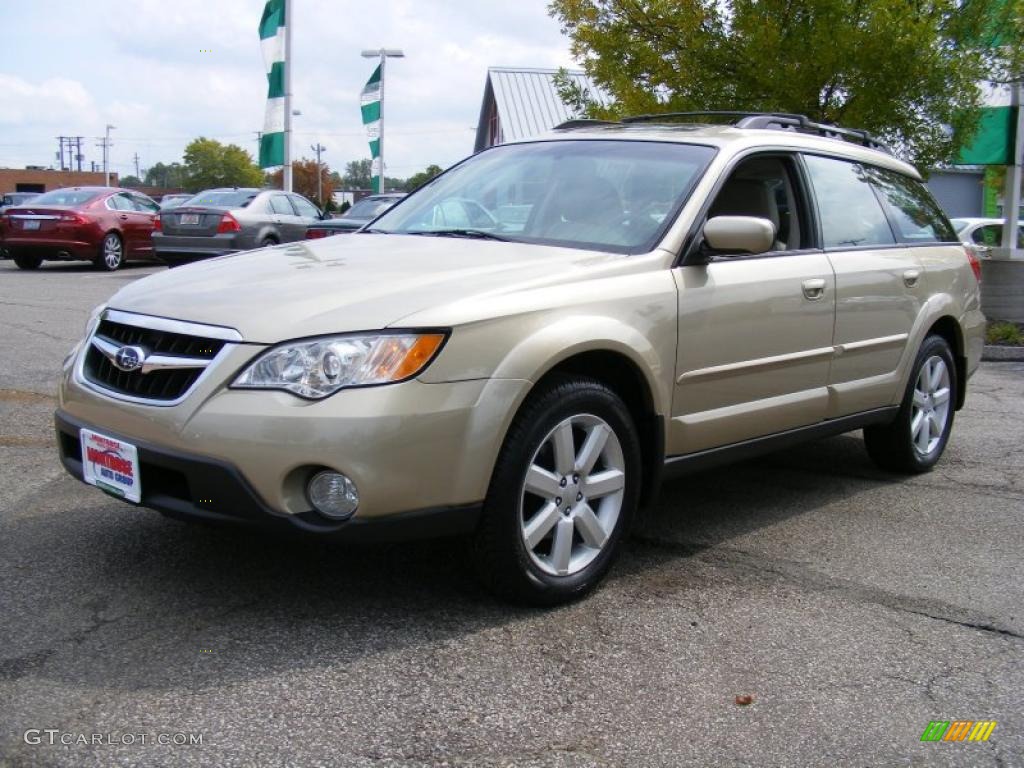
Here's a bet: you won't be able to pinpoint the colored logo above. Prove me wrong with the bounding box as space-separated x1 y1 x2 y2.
113 345 146 372
920 721 997 742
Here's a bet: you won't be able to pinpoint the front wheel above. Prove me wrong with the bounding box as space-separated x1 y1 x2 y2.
864 335 957 473
94 233 124 271
470 376 642 605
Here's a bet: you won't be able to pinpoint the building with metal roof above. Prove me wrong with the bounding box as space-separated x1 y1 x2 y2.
474 67 608 152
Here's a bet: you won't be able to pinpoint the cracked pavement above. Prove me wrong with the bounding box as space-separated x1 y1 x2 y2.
0 261 1021 767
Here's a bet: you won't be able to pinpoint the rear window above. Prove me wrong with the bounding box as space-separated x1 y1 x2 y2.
864 167 958 243
27 189 102 206
347 198 396 219
185 190 259 208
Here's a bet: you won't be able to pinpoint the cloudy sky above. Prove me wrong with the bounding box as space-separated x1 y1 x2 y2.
1 0 576 181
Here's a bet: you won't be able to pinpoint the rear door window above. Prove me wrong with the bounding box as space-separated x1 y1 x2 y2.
289 195 320 219
269 195 296 215
803 155 895 249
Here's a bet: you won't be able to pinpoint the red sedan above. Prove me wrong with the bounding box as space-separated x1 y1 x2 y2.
1 187 160 271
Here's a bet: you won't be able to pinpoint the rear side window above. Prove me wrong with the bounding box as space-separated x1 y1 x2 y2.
107 194 135 211
865 168 958 243
269 195 296 215
132 195 159 213
290 195 320 218
803 155 895 249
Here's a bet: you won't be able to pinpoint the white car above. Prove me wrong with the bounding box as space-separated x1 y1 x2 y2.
950 217 1023 253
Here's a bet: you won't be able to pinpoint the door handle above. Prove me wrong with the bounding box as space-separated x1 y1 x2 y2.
903 269 921 288
119 214 128 220
802 278 826 301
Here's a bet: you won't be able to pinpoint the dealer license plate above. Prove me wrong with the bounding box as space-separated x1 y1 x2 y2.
23 219 40 230
80 429 142 503
180 213 200 226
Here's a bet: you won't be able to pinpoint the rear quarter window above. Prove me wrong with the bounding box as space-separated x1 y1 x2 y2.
864 167 958 243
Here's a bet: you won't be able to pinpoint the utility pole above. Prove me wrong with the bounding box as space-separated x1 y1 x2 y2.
56 137 66 171
99 124 116 186
310 142 326 206
132 152 141 181
74 136 84 172
254 131 263 160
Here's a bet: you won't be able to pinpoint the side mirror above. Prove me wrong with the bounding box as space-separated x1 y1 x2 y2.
703 215 775 256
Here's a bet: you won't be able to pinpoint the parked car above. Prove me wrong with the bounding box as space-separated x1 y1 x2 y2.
304 192 406 238
3 187 159 271
158 193 194 211
153 188 326 265
950 217 1024 252
56 113 984 604
1 192 40 211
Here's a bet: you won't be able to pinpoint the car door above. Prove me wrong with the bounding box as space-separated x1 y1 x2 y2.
669 153 836 455
267 194 301 241
107 193 147 255
129 193 159 257
802 155 931 417
288 194 323 238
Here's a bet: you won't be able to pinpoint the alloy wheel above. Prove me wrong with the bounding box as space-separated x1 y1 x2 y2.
103 235 123 269
518 413 626 576
910 355 951 456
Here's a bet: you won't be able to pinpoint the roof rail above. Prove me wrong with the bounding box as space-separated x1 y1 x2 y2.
552 118 620 130
618 111 892 154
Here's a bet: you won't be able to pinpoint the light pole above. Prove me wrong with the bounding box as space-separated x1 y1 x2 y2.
103 124 116 186
361 48 404 192
311 142 326 206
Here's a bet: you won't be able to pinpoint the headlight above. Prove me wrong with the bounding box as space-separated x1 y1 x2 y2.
232 332 447 399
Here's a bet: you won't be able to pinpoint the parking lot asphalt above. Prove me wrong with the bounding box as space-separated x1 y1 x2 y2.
0 260 1021 768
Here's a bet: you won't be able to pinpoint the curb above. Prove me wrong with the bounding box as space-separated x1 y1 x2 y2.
982 345 1024 362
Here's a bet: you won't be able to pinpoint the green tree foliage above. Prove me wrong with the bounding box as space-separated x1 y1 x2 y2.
404 164 444 191
342 159 373 189
181 138 264 192
549 0 1022 168
118 175 142 188
143 161 187 189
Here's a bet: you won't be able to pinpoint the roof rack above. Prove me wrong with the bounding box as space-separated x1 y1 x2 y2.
566 111 892 154
552 118 620 130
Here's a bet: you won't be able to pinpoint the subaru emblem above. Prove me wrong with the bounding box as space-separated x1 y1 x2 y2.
113 345 146 373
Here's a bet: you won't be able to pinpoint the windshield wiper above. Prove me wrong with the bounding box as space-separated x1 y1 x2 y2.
406 228 513 242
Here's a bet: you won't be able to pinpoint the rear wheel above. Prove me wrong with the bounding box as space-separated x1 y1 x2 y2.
12 252 42 270
94 233 124 271
470 376 641 605
864 335 957 473
259 236 278 248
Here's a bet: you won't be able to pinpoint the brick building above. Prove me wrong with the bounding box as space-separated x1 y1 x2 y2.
0 168 117 194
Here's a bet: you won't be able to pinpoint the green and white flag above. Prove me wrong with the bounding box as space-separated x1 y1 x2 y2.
258 0 286 168
361 64 382 192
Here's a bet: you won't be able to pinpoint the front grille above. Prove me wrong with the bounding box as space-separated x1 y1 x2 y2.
82 318 227 402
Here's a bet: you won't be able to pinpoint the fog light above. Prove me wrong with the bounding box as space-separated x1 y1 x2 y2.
307 471 359 520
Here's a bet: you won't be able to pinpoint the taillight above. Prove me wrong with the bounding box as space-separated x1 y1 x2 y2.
217 213 241 233
59 213 88 225
964 244 983 283
305 228 329 239
153 215 162 232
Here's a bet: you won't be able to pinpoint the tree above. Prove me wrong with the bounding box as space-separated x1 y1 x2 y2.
342 159 373 189
144 162 187 189
404 164 444 191
549 0 1022 168
119 175 142 188
267 158 336 207
181 137 264 192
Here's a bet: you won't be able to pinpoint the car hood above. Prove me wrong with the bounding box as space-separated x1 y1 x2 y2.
108 234 621 342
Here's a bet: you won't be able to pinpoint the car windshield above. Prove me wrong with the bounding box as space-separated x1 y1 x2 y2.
185 190 259 208
26 189 101 206
346 198 398 219
371 140 716 253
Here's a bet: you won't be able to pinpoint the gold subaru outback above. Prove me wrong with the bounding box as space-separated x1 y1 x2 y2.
56 113 984 604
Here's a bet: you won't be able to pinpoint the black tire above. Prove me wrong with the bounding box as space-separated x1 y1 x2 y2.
470 376 642 605
864 335 957 474
12 252 42 270
260 236 278 248
94 232 124 271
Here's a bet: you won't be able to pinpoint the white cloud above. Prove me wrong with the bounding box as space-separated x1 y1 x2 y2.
2 0 575 178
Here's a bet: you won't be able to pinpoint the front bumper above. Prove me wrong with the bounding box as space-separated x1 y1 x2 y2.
58 342 529 535
56 411 480 537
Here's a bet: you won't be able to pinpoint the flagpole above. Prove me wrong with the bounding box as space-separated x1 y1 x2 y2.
283 0 293 192
378 51 385 194
1001 79 1022 253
